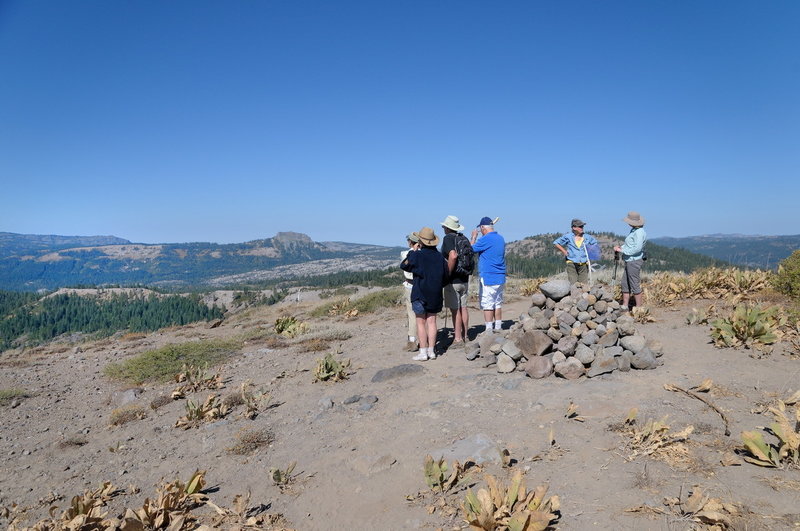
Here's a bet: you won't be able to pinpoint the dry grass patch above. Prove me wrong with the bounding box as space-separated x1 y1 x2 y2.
150 394 173 410
296 337 330 352
0 388 30 406
227 427 274 455
57 435 89 449
121 332 147 341
104 338 239 384
109 404 147 426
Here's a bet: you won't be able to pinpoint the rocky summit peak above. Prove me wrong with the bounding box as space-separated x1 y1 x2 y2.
272 232 314 244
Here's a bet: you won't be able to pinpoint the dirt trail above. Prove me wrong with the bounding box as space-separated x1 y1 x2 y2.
1 292 799 530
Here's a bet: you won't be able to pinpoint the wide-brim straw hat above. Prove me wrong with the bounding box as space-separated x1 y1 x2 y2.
406 233 420 243
415 227 439 247
623 211 645 227
440 215 465 232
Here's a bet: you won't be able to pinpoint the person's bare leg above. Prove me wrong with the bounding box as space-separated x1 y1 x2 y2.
451 309 461 342
621 293 630 309
633 292 643 308
416 316 428 349
425 314 438 356
459 306 469 341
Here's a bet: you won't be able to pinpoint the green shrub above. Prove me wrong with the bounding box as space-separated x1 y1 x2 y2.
104 339 239 384
310 287 403 318
352 287 403 313
773 250 800 301
710 304 784 348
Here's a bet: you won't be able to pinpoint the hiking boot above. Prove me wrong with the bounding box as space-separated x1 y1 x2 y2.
405 341 419 352
412 352 428 362
451 340 466 350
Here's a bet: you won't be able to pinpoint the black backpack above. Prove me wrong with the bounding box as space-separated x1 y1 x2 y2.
453 233 475 276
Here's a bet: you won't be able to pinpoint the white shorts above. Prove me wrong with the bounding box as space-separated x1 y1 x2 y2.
479 279 504 310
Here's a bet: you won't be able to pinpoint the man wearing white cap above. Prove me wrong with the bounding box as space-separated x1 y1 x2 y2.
470 216 506 333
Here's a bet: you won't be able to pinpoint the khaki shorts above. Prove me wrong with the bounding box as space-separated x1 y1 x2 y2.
444 282 468 309
479 280 504 310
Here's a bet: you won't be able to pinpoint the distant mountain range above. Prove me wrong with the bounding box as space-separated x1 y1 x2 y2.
650 234 800 270
0 232 402 291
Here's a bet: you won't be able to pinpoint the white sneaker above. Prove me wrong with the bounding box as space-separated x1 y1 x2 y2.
427 351 437 360
412 352 428 361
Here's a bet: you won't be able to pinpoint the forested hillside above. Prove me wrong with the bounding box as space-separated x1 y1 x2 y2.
506 232 730 278
0 290 224 351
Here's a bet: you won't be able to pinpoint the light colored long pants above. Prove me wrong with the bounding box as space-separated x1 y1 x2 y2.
404 285 416 337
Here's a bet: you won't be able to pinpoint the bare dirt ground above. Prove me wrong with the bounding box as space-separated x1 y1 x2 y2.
1 288 800 530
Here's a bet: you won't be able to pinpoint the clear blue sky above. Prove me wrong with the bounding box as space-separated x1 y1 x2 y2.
1 1 798 246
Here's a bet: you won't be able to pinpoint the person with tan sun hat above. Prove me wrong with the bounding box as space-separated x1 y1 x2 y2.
614 211 647 310
401 227 449 361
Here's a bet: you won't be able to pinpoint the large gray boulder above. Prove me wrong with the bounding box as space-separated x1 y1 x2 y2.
580 330 599 346
619 335 647 354
616 315 636 337
539 279 571 301
631 347 659 370
525 356 554 379
586 348 618 378
516 330 553 357
501 341 524 361
554 357 585 380
556 311 576 328
574 343 595 365
556 336 578 356
530 293 547 308
496 353 517 373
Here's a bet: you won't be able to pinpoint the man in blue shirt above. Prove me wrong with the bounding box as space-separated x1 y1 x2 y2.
470 216 506 332
613 211 647 310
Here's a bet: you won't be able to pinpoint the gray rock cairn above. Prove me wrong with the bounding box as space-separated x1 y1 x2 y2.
466 280 662 378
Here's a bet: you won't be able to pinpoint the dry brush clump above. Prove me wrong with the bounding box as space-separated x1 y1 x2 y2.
621 415 694 466
312 351 350 382
709 303 786 350
2 471 295 531
227 427 274 455
740 397 800 469
627 486 746 529
645 267 772 306
462 471 561 531
273 315 308 338
175 394 229 429
109 404 147 426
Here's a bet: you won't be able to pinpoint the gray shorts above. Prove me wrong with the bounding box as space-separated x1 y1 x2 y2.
621 259 643 294
444 282 468 309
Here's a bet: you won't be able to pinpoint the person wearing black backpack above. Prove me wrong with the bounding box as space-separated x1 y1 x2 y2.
440 215 473 348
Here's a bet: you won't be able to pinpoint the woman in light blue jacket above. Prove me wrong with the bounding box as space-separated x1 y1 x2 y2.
614 211 647 310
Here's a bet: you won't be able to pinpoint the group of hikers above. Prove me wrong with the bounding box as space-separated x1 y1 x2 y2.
400 211 647 361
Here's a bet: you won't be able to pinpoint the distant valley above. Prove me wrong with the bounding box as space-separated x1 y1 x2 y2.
650 234 800 270
0 231 402 291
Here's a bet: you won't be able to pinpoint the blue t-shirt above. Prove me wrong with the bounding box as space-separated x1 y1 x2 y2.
472 231 506 285
553 233 598 263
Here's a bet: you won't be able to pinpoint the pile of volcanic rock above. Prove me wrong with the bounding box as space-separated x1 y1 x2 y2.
464 279 662 379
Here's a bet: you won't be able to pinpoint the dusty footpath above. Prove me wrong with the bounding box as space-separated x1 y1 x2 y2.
1 290 799 530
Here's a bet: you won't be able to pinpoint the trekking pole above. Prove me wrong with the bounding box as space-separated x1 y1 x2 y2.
584 245 593 286
613 251 620 281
